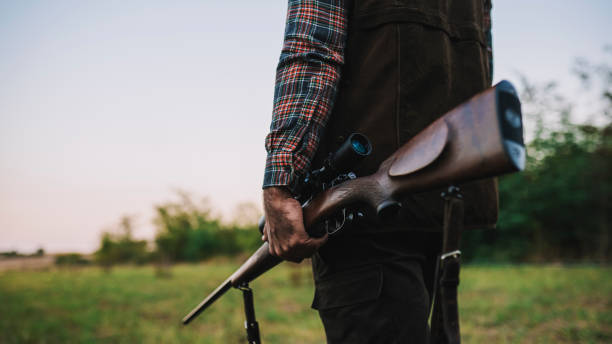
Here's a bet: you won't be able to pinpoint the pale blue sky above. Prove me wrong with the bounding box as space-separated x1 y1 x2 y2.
1 1 610 252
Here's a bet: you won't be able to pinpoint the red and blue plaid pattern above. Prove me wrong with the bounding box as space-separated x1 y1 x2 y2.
263 0 347 188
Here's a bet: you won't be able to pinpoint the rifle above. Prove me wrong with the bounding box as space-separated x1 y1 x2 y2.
182 80 525 328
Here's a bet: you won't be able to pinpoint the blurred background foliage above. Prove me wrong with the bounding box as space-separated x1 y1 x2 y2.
92 193 262 269
463 53 612 263
95 217 149 268
152 193 261 263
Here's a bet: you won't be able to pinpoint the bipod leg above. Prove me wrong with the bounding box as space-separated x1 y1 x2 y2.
430 185 464 344
238 283 261 344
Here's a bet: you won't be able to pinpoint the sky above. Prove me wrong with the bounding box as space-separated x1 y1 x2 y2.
1 0 610 253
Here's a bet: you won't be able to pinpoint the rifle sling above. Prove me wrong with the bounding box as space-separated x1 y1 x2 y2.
430 188 464 344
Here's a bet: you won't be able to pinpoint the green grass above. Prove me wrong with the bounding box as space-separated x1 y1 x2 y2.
459 265 612 343
1 262 610 343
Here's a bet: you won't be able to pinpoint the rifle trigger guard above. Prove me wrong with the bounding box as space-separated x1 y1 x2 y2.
323 207 364 236
325 208 347 235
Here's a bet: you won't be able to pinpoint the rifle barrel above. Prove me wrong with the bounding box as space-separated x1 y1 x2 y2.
182 278 232 325
182 244 283 324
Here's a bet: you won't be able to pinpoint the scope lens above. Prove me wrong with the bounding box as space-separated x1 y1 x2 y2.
351 137 368 155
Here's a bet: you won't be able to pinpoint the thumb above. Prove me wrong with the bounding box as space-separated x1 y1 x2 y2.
262 225 269 241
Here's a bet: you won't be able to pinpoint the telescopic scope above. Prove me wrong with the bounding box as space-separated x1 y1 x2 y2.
327 133 372 174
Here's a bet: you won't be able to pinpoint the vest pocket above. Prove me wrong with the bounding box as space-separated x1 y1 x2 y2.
311 265 383 310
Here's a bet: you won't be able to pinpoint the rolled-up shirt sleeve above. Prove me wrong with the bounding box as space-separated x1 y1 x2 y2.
263 0 347 189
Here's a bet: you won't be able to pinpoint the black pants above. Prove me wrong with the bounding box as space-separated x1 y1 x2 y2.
312 231 441 344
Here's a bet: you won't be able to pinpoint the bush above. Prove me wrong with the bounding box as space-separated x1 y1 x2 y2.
55 253 91 266
153 194 261 263
95 216 150 268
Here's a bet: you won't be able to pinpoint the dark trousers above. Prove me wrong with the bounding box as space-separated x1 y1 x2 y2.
312 231 442 344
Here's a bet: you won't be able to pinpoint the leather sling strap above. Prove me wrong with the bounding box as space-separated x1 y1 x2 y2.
430 186 464 344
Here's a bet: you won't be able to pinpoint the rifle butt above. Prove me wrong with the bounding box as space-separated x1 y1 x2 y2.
387 79 525 195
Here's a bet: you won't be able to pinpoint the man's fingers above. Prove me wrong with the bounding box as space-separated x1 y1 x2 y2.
285 237 325 261
270 242 280 258
266 228 327 259
267 235 310 262
267 242 275 255
308 232 328 249
276 244 303 262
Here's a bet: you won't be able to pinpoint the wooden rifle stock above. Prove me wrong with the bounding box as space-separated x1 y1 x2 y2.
182 80 525 325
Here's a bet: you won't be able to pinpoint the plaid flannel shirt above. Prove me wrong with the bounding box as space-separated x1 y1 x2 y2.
263 0 347 189
263 0 493 189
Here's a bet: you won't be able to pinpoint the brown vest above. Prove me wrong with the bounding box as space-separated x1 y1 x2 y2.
313 0 498 231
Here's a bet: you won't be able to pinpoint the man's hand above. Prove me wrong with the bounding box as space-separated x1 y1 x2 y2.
262 187 327 262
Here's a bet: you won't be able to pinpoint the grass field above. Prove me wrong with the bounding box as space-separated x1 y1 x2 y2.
1 260 610 343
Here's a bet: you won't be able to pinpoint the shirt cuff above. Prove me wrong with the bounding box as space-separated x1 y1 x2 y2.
263 150 294 189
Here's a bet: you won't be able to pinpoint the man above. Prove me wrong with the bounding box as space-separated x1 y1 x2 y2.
262 0 496 342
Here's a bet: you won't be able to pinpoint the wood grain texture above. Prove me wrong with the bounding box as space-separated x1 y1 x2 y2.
389 120 449 177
